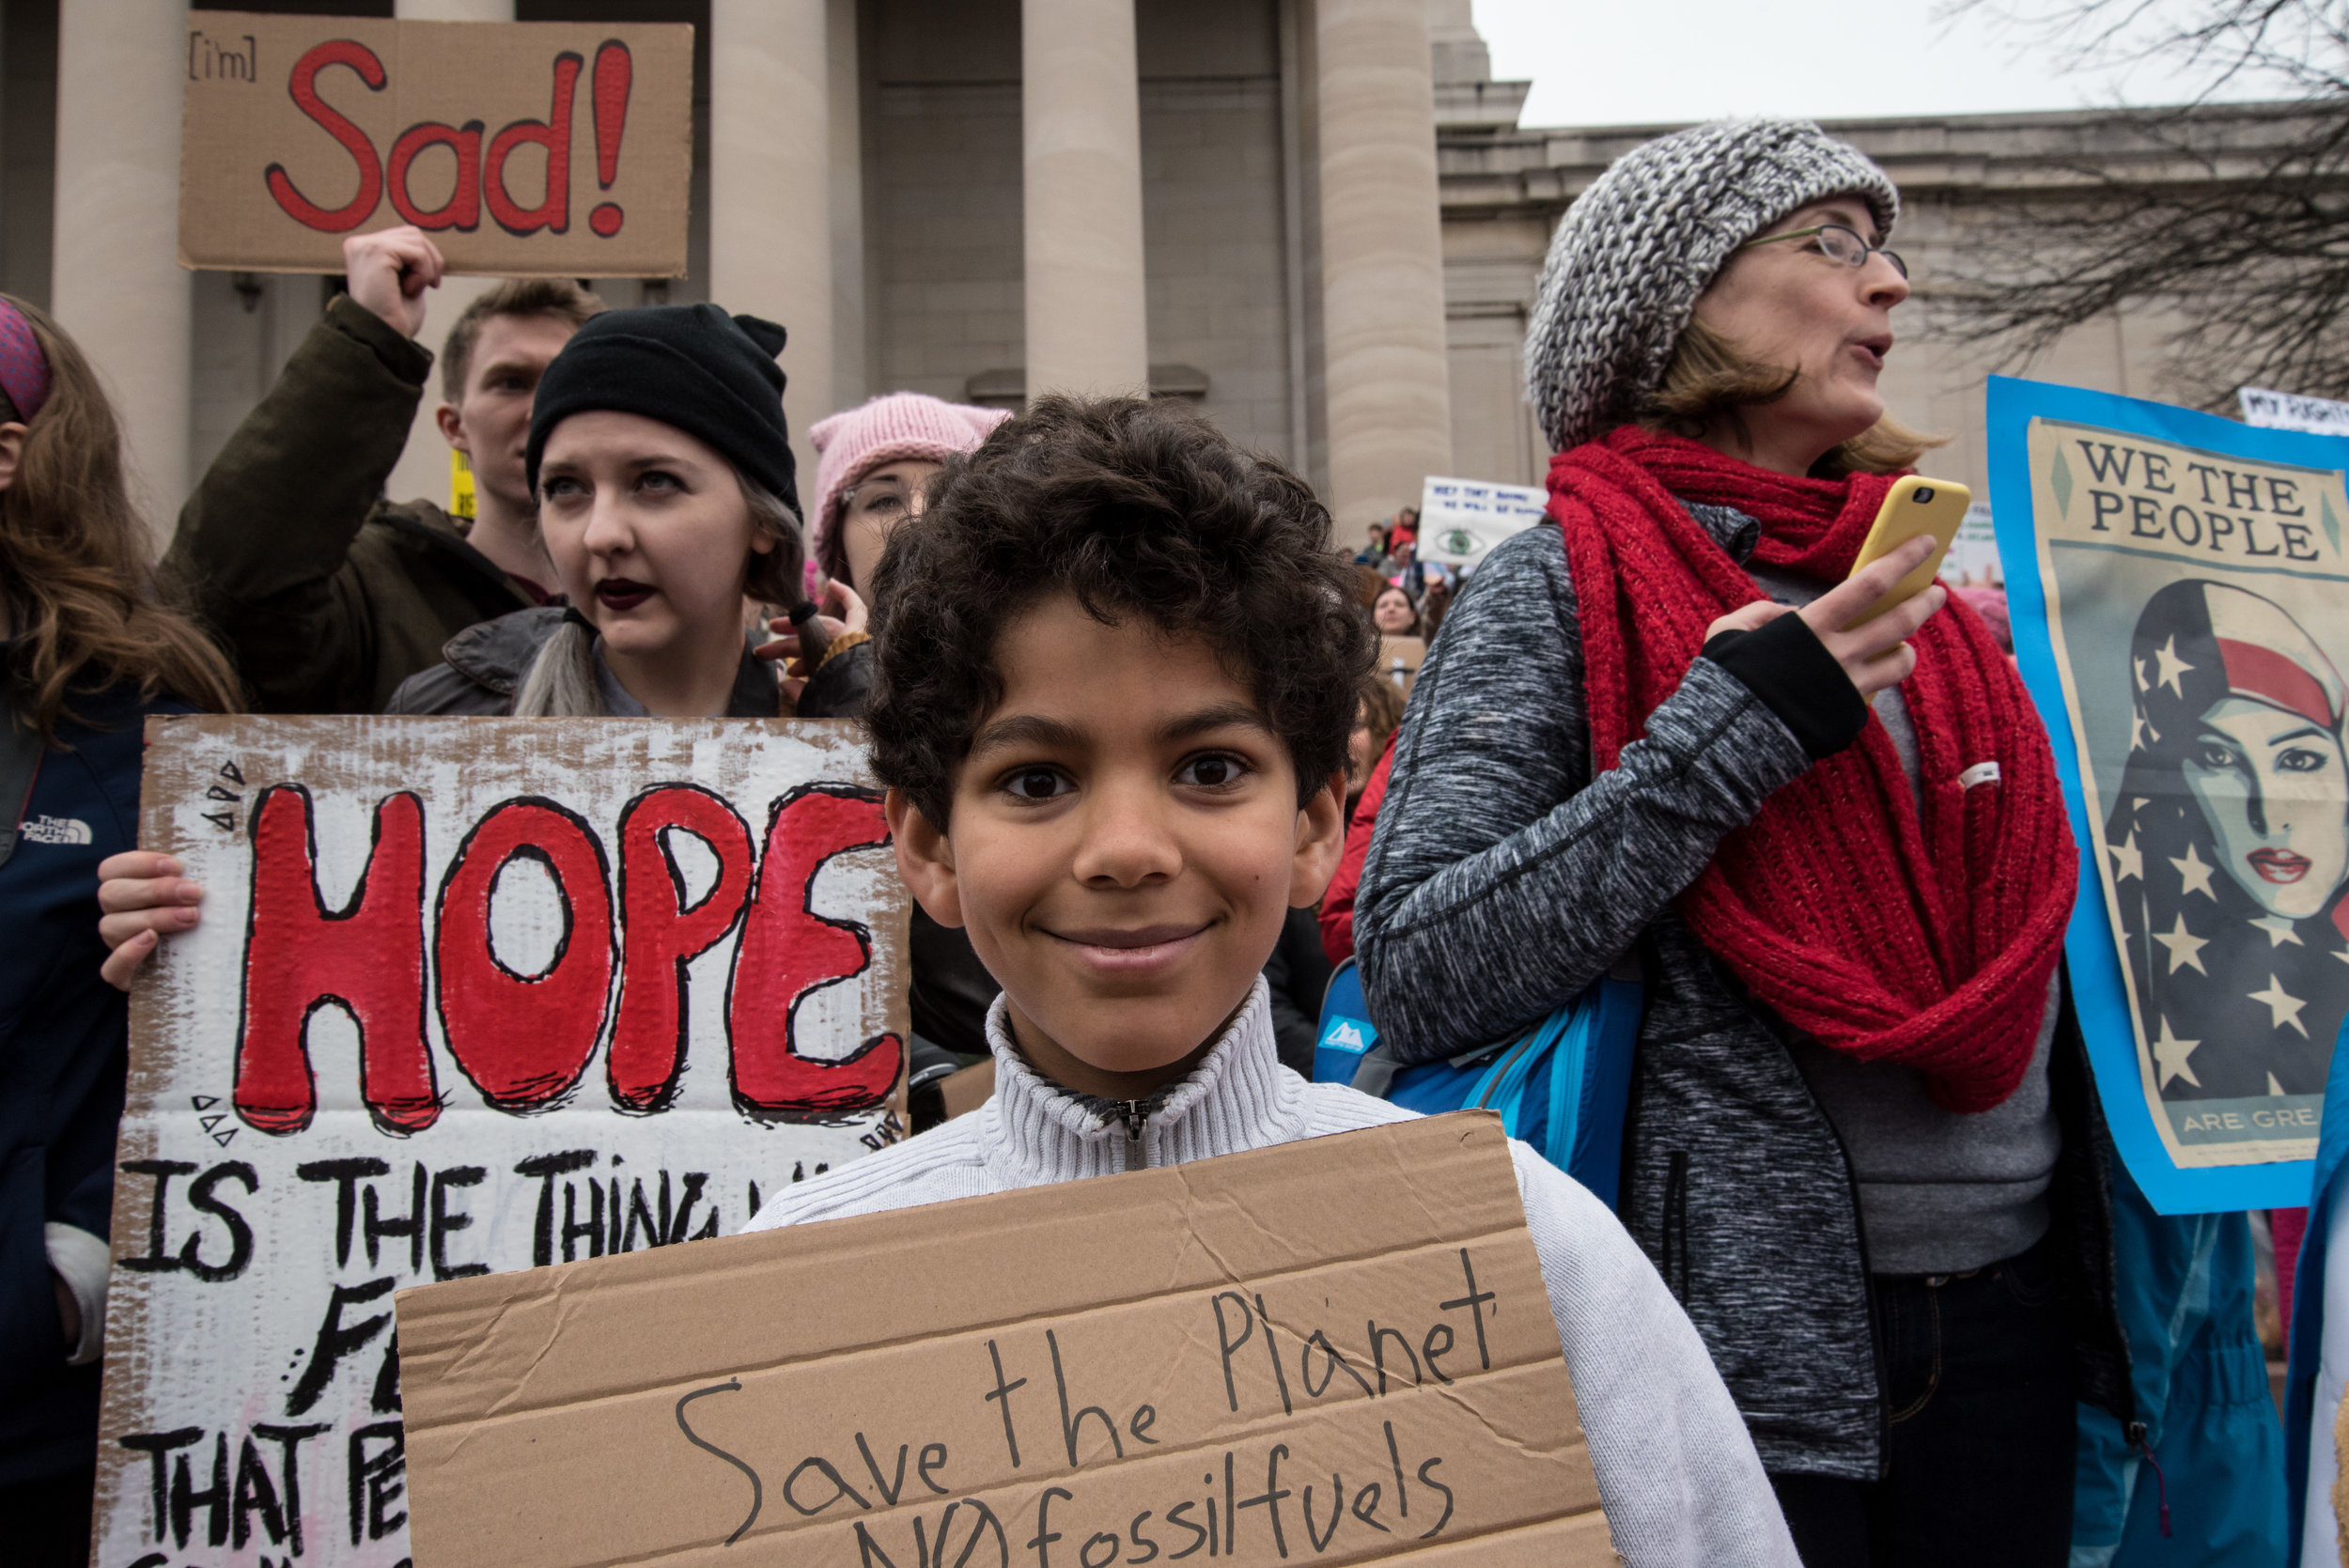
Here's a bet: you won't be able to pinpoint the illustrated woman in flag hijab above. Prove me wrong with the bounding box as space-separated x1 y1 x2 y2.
2109 579 2349 1101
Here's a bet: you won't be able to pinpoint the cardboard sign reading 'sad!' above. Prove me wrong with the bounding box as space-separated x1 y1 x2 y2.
397 1113 1619 1566
180 13 692 276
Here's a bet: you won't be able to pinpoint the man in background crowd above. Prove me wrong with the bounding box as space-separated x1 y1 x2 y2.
165 226 600 713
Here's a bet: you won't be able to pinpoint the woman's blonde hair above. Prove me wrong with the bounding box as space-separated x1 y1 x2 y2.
0 294 240 741
1637 317 1942 478
512 472 799 718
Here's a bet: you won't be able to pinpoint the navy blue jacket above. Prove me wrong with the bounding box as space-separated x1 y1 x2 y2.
1 682 184 1483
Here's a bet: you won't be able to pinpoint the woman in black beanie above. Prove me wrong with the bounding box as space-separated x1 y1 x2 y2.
385 303 833 718
101 303 984 1126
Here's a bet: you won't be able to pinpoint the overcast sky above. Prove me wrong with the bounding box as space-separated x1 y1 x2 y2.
1470 0 2227 128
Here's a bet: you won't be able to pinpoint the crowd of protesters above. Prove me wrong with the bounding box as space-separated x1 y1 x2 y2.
0 116 2327 1568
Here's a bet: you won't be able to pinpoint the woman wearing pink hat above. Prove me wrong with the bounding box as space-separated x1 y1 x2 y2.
816 393 1008 590
764 393 1008 717
763 392 1010 1122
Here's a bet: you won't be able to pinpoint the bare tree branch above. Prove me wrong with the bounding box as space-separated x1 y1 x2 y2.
1933 1 2349 404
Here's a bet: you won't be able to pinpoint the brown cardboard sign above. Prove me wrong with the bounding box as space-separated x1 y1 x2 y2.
1378 635 1426 694
97 716 910 1568
179 13 692 276
397 1112 1617 1566
938 1057 997 1121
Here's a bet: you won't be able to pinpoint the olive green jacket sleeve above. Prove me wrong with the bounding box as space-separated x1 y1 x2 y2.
163 295 436 713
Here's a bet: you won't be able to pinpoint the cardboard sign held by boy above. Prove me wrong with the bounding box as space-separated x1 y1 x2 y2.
400 1113 1614 1565
399 394 1799 1566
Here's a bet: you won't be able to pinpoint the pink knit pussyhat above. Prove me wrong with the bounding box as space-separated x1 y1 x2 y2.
808 392 1008 580
0 298 54 425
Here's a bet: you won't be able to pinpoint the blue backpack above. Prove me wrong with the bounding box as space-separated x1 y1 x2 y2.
1315 957 1642 1211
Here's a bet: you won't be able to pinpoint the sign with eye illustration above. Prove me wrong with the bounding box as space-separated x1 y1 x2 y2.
1418 476 1548 572
97 715 909 1568
1989 377 2349 1212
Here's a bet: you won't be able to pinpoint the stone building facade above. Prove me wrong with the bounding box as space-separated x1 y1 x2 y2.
0 0 2295 541
0 0 1457 540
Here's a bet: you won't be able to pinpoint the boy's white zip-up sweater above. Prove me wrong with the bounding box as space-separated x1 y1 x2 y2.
745 980 1798 1567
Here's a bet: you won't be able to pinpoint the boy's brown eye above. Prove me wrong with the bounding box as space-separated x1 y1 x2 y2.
1178 754 1245 788
1005 768 1068 800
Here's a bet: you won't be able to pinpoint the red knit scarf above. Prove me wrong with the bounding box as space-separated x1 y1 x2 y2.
1553 426 2077 1111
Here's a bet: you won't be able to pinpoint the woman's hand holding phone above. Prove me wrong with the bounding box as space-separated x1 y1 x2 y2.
1703 535 1945 699
758 579 869 674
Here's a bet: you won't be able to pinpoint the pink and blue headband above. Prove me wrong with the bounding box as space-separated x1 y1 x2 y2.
0 298 53 426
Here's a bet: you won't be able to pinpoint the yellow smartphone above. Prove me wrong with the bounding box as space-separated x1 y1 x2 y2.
1848 474 1970 625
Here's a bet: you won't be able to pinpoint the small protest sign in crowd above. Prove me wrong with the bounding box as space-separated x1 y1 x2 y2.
5 22 2349 1568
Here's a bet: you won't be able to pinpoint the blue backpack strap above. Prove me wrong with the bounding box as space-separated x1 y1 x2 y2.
1544 1009 1579 1171
1563 974 1643 1209
1330 950 1645 1213
1471 1009 1569 1141
1314 958 1380 1084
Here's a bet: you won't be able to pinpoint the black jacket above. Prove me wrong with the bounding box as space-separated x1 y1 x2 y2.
1262 907 1334 1076
165 296 542 715
383 607 784 718
1 680 190 1483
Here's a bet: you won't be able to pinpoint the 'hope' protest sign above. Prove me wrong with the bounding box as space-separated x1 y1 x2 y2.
397 1112 1617 1567
179 13 692 277
97 716 910 1568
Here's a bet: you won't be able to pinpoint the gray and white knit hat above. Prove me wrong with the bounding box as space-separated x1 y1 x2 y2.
1524 118 1900 454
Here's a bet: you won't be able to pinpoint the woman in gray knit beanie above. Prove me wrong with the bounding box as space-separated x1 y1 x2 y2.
1524 116 1923 470
1356 120 2117 1567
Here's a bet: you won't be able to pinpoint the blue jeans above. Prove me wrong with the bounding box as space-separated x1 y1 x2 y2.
1772 1234 2077 1566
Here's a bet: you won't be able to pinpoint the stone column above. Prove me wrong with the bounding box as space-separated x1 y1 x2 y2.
1021 0 1147 398
829 0 868 409
1314 0 1452 533
50 0 191 541
711 0 832 494
382 0 513 513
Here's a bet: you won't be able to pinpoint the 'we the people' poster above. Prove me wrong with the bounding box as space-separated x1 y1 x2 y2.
1989 376 2349 1213
96 716 910 1568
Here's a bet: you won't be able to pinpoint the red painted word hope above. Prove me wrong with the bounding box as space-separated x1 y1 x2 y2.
232 783 902 1135
266 37 633 237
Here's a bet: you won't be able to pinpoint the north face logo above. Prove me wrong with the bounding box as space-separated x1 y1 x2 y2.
20 815 93 846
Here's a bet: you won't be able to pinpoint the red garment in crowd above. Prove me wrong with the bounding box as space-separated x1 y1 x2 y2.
1550 426 2077 1112
1319 737 1393 966
2275 1206 2309 1332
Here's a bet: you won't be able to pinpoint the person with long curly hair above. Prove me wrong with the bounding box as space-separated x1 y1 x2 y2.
0 293 237 1565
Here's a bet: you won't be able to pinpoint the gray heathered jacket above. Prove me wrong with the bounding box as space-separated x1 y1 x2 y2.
1354 517 2131 1480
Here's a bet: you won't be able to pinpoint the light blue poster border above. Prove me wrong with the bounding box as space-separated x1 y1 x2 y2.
1987 374 2347 1215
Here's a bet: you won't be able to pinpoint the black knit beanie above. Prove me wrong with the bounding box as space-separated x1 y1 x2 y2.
525 303 801 519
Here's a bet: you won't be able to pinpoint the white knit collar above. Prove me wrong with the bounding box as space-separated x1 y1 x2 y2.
975 977 1308 1187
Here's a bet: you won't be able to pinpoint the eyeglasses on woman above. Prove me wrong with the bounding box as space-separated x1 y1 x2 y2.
1737 223 1907 280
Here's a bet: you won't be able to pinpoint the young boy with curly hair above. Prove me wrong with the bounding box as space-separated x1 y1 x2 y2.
743 396 1798 1565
